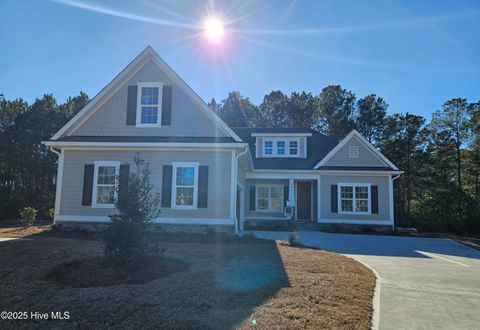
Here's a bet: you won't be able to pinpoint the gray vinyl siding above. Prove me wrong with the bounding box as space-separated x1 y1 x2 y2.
72 60 228 137
246 179 288 218
60 149 232 219
320 175 390 222
324 136 386 167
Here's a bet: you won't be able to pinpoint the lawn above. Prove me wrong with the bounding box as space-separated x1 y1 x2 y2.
0 227 375 329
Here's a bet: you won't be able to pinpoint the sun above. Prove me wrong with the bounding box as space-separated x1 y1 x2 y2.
204 17 225 42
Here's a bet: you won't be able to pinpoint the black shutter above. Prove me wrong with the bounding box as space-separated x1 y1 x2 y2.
331 185 338 213
198 166 208 208
118 164 130 206
249 186 256 211
126 85 137 125
161 85 172 126
371 185 379 214
284 185 289 207
82 164 94 206
161 165 173 207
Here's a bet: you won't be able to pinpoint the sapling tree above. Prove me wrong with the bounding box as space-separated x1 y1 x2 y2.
104 155 161 271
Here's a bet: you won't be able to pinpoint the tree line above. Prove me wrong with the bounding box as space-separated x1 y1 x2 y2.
210 86 480 236
0 86 478 236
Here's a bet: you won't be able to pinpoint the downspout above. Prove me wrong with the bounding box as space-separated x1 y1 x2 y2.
234 145 249 236
49 146 61 156
391 174 401 230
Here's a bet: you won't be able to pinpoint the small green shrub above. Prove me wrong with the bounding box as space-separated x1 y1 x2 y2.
104 156 161 271
48 208 55 220
19 207 37 228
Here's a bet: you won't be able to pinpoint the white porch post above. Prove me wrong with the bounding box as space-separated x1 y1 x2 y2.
288 178 295 206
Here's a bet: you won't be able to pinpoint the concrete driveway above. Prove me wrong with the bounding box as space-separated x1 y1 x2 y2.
253 231 480 330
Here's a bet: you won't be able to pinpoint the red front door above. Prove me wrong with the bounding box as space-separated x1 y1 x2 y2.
296 181 311 220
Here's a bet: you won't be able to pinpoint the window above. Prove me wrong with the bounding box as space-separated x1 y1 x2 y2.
256 185 283 212
348 145 359 159
92 161 120 208
136 83 163 126
172 162 198 209
264 141 273 155
262 138 301 157
289 141 298 156
338 184 370 214
277 141 285 155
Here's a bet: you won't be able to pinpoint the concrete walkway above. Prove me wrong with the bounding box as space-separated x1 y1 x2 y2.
253 231 480 330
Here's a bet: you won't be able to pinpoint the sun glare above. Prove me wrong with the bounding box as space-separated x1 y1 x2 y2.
204 17 225 42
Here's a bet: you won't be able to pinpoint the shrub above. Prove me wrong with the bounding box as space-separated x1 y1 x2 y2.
103 156 162 271
48 208 55 220
19 207 37 228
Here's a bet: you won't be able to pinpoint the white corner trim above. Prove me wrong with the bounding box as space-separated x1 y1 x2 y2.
51 46 242 142
389 176 394 229
54 150 65 219
135 82 163 127
313 130 399 170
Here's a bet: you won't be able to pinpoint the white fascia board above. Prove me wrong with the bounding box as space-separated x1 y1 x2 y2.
246 169 403 179
313 130 399 170
251 133 312 137
42 141 248 149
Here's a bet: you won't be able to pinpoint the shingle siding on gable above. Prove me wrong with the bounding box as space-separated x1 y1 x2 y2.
323 136 385 167
72 61 228 138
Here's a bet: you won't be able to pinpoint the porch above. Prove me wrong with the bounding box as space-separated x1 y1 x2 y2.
242 174 319 231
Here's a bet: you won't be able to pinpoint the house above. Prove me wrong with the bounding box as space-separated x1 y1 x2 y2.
43 46 403 234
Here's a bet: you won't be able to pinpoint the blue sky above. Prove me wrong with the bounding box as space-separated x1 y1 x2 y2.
1 0 479 121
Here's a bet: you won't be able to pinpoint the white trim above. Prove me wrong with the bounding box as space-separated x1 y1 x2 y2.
54 215 234 225
52 47 242 142
246 216 290 221
317 176 321 222
337 183 372 215
245 170 402 180
255 184 284 212
171 162 199 210
136 82 163 127
230 151 236 220
313 130 399 170
261 137 301 158
389 175 394 229
92 161 120 209
54 150 65 219
251 133 312 137
43 141 247 149
318 218 392 225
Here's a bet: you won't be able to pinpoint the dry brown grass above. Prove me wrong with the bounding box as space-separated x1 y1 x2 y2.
0 229 374 329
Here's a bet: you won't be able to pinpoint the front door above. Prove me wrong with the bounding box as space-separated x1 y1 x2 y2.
296 181 311 220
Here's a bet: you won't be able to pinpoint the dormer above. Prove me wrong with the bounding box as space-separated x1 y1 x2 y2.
253 133 311 158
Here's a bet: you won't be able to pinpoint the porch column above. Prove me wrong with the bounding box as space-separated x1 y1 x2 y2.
288 178 295 206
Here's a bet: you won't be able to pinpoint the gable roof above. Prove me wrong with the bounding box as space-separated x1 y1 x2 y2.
313 130 399 170
233 127 338 170
51 46 242 142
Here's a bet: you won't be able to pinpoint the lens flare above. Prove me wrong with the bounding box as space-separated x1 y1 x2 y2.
204 17 225 42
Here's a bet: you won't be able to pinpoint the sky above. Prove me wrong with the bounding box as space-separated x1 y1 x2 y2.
0 0 479 121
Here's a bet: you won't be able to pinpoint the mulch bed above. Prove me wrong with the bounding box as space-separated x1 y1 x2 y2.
45 256 188 288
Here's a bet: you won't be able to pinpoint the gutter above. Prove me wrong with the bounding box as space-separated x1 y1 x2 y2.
234 146 249 236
